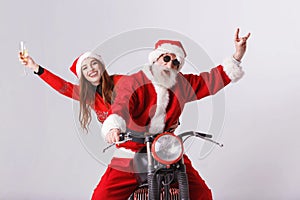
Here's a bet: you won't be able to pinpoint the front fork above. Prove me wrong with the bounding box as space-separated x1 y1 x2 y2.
145 135 160 200
177 159 190 200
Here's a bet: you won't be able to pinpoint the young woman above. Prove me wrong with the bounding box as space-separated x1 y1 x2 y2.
18 51 122 130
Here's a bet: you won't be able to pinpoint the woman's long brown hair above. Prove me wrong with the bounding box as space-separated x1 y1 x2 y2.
78 61 114 131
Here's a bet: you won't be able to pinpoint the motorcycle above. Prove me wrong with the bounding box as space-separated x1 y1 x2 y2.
103 131 223 200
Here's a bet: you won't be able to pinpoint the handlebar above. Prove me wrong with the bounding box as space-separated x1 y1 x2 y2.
119 131 212 141
103 131 223 153
177 131 212 139
178 131 223 147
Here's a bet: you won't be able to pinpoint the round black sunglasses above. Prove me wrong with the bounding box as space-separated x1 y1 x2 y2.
162 55 180 67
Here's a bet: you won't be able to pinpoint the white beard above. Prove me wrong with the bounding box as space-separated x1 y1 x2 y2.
151 63 178 89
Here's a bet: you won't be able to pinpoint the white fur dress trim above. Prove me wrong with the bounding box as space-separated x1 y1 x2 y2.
113 147 136 158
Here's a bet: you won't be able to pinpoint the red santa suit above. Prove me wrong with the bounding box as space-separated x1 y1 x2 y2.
96 55 244 200
36 66 122 123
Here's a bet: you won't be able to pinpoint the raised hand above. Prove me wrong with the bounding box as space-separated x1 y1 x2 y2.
233 28 251 61
18 52 39 72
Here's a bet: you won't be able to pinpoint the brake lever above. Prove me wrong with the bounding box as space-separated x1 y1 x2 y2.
102 138 132 153
195 135 224 147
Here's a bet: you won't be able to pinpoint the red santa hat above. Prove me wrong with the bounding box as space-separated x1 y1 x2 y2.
69 51 104 78
148 40 187 70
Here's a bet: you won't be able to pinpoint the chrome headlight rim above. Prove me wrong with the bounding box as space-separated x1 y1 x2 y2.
151 132 183 165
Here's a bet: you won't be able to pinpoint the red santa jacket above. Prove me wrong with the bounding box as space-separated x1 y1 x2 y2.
38 67 123 123
102 57 244 148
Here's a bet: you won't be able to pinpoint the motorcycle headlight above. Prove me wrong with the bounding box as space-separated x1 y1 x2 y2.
151 133 183 165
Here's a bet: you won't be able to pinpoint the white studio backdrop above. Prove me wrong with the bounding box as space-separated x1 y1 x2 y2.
0 0 299 199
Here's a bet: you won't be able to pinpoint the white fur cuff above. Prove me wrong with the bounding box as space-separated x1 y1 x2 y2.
222 57 245 82
101 114 126 138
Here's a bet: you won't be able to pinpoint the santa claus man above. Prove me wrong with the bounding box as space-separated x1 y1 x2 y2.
93 28 250 200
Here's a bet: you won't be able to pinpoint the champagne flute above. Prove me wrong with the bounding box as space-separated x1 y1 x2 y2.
19 41 28 76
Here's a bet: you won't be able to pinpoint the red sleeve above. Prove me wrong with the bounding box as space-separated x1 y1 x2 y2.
183 65 231 101
102 75 139 135
39 68 80 100
111 75 137 124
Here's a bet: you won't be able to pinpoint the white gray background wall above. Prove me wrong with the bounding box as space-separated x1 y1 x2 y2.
1 0 299 199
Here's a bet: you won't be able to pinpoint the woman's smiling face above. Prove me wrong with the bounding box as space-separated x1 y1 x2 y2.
81 57 104 86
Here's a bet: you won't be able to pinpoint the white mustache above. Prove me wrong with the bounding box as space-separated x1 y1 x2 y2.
152 64 178 88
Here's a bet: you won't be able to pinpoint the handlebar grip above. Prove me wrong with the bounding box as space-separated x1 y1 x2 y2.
119 133 125 141
195 132 213 138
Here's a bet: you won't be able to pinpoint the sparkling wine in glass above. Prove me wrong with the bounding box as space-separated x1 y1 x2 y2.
19 41 29 76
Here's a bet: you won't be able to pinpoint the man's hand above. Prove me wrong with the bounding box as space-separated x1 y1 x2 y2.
105 128 121 144
233 28 251 62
